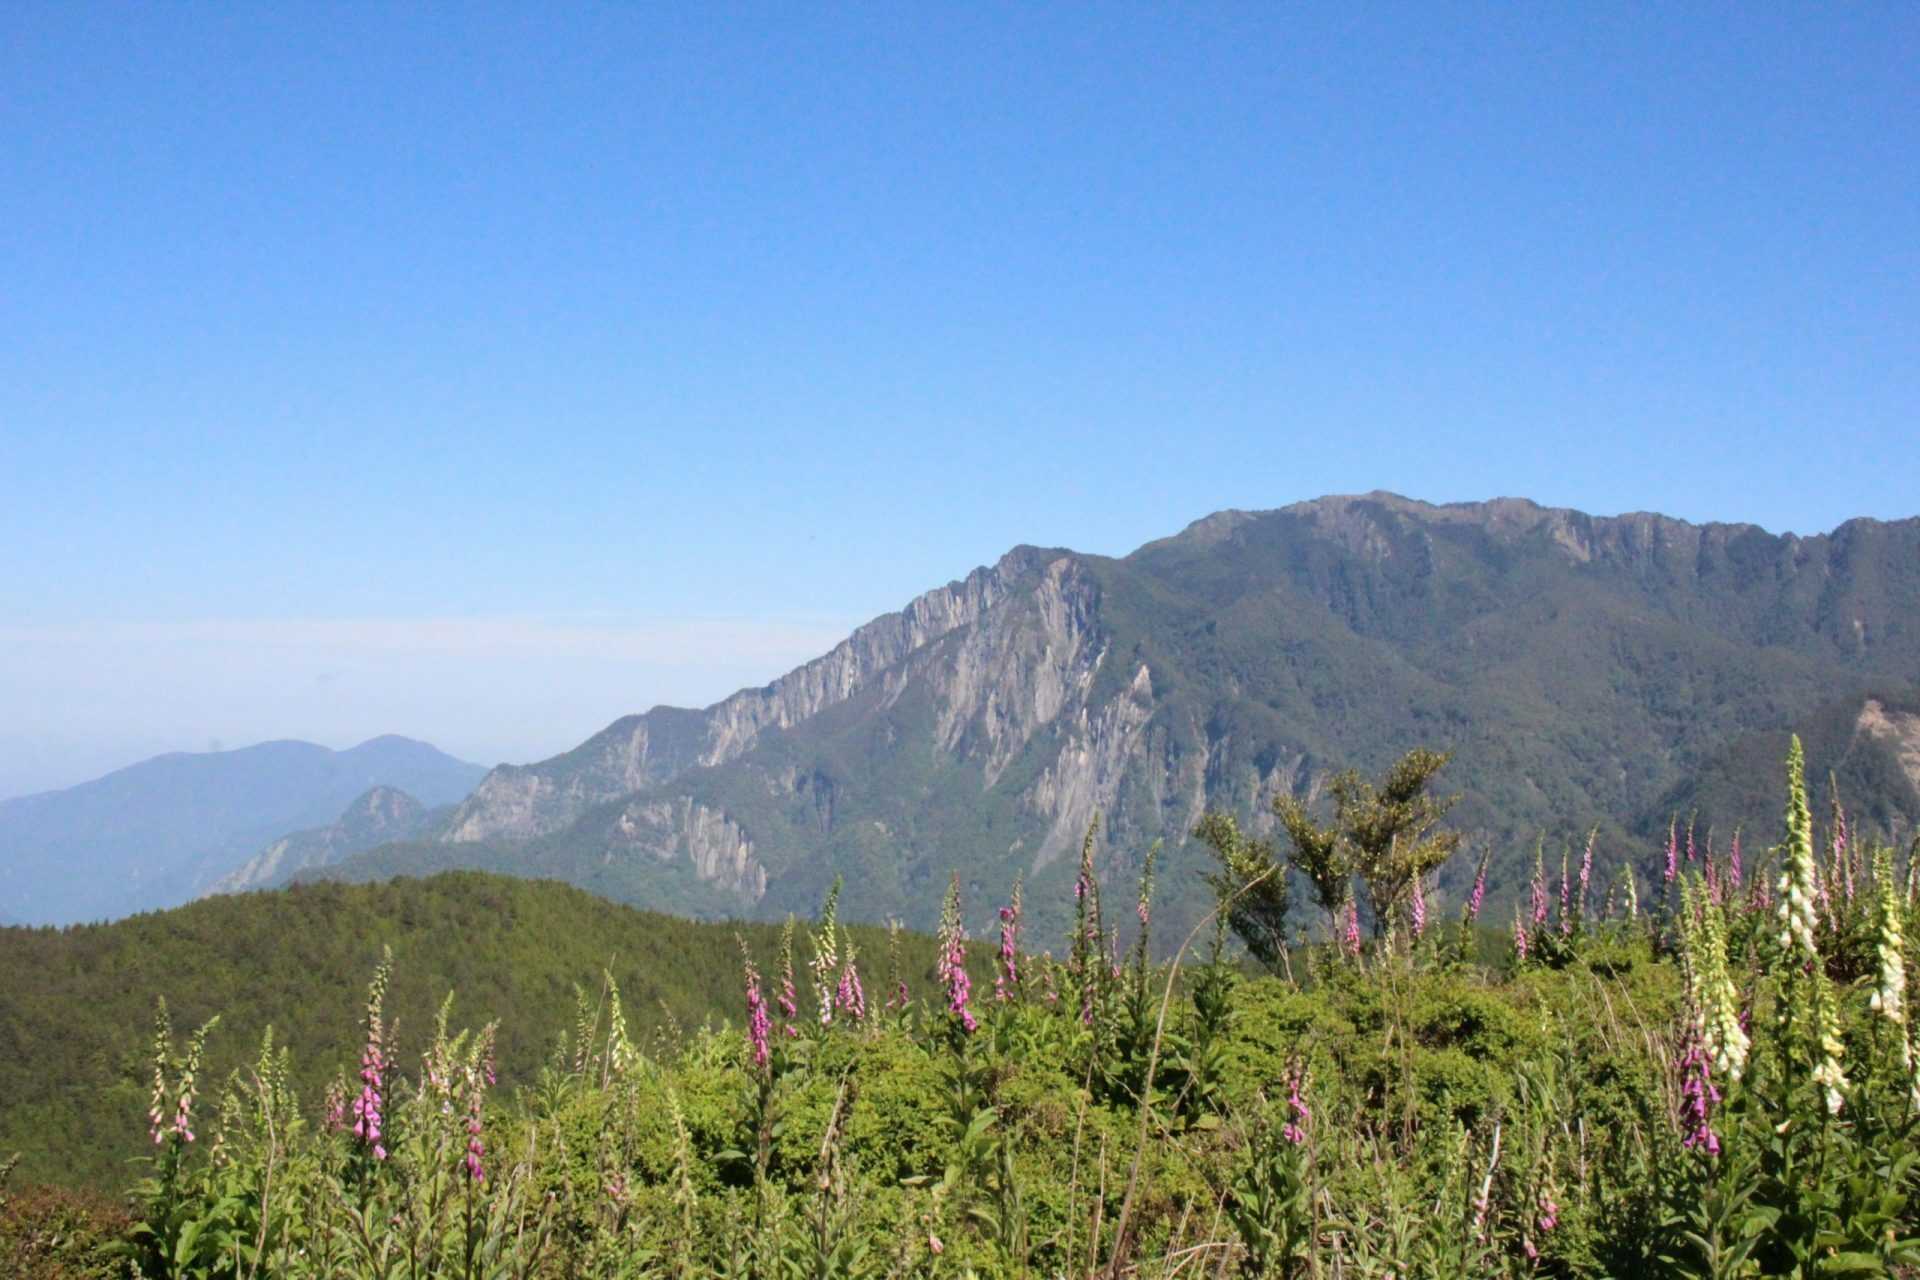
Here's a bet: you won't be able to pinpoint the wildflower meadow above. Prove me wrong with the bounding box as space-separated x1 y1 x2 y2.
5 738 1918 1278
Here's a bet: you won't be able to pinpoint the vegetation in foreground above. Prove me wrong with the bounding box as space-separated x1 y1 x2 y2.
5 739 1919 1277
0 875 945 1191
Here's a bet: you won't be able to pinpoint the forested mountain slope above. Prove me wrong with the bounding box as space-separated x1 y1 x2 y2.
327 494 1920 938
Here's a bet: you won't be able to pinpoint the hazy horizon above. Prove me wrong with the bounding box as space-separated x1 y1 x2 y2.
8 491 1915 800
4 7 1914 798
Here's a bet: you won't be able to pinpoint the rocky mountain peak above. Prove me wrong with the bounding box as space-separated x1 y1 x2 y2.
317 496 1920 938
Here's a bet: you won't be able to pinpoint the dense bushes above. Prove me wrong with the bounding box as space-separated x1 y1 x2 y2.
8 737 1920 1276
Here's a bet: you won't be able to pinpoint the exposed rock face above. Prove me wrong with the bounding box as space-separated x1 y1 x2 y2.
442 548 1050 845
209 786 430 895
336 493 1920 932
611 797 768 899
1858 699 1920 796
876 555 1105 786
1027 663 1156 868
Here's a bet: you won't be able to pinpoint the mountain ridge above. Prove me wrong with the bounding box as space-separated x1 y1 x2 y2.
0 736 488 924
205 784 448 896
318 493 1919 940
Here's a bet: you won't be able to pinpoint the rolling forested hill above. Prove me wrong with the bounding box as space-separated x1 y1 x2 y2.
0 872 939 1188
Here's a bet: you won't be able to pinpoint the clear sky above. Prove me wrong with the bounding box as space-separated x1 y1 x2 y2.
2 5 1915 796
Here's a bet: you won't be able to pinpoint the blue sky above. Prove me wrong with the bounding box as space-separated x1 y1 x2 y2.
2 5 1915 794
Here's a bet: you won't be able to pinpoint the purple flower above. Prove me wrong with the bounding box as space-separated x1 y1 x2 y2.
937 874 976 1033
1679 1035 1722 1156
352 1043 386 1155
834 957 866 1022
1282 1063 1310 1145
1465 854 1489 925
351 952 393 1161
1665 821 1679 885
744 955 771 1070
995 895 1020 1002
323 1078 349 1134
1342 901 1362 958
1513 908 1530 961
775 917 800 1028
463 1071 487 1182
1577 830 1595 919
147 1005 171 1146
1410 875 1427 939
948 945 976 1033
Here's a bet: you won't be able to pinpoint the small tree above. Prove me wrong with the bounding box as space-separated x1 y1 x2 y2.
1274 791 1347 935
1336 748 1462 935
1194 812 1291 973
1275 748 1463 940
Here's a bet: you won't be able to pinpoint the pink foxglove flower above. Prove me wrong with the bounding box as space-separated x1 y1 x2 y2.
1679 1035 1721 1156
1409 874 1427 940
833 943 866 1023
937 873 976 1033
1282 1063 1310 1145
1531 847 1551 926
351 950 393 1161
775 916 800 1025
163 1013 214 1147
323 1076 349 1134
1577 829 1595 920
1465 852 1489 925
1559 849 1572 936
995 886 1021 1002
742 950 771 1070
948 944 976 1033
463 1070 487 1182
147 1001 172 1146
810 880 842 1028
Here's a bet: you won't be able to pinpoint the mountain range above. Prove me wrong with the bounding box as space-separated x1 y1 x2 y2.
205 784 451 896
303 493 1920 942
0 737 486 924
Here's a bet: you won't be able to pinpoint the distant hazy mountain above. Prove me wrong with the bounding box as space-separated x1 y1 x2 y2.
315 494 1920 942
0 736 486 924
204 785 450 896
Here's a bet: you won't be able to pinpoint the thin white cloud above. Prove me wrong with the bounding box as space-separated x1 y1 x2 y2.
0 614 857 795
0 615 854 664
